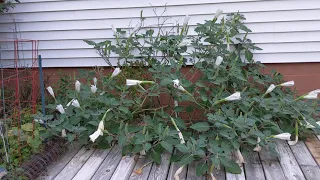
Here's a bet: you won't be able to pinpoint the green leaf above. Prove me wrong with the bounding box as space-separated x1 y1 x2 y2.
196 162 209 176
151 150 161 164
220 157 242 174
160 78 173 86
160 141 173 153
21 123 33 132
190 122 211 132
119 107 129 114
175 144 189 153
174 106 184 113
144 143 152 151
174 118 186 130
179 154 194 166
118 134 127 146
67 133 75 142
245 50 253 61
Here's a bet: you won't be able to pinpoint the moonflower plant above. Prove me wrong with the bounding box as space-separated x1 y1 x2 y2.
91 85 98 93
75 80 81 92
272 133 291 140
46 86 55 98
61 129 67 138
303 91 318 99
265 84 276 95
215 56 223 66
178 39 192 47
288 135 298 146
71 99 80 108
56 104 65 114
66 98 75 107
111 67 121 78
126 79 143 86
89 120 104 143
170 117 185 144
280 80 294 87
224 92 241 101
111 24 117 35
234 149 244 164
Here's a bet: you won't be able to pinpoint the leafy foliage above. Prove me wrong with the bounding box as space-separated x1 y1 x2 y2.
38 11 320 175
0 0 19 14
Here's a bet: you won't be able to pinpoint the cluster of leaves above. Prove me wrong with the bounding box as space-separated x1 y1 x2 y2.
0 0 19 14
39 12 320 175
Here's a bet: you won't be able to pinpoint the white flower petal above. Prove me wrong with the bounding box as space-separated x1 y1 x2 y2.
235 149 244 164
56 104 65 114
288 135 298 146
224 92 241 101
215 56 223 66
280 80 294 87
273 133 291 140
46 86 55 98
126 79 142 86
111 24 117 35
89 129 102 143
265 84 276 94
75 80 81 92
93 77 97 85
98 120 104 131
66 98 75 107
304 91 319 99
183 14 190 27
61 129 67 137
214 9 223 19
91 85 98 93
111 67 121 78
71 99 80 108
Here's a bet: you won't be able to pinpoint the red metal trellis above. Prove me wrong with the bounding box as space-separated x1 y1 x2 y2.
0 39 39 163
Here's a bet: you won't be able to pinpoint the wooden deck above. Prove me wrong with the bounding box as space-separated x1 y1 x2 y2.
37 135 320 180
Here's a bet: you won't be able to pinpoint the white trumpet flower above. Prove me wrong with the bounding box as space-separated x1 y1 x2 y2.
111 24 117 35
183 15 190 27
273 133 291 140
71 99 80 108
89 120 104 142
126 79 142 86
91 85 98 93
111 67 121 78
214 9 223 19
178 39 192 47
224 92 241 101
265 84 276 95
280 80 294 87
66 98 75 107
288 135 298 146
303 91 318 99
93 77 97 85
56 104 65 114
174 165 185 180
75 80 81 92
253 137 262 152
215 56 223 66
46 86 55 98
172 79 187 92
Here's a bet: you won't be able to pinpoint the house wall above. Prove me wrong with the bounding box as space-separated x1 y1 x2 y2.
1 0 320 67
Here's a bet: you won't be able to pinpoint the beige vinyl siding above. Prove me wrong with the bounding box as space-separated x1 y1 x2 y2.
0 0 320 67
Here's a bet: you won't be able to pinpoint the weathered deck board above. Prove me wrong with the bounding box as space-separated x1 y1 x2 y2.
305 135 320 165
259 148 286 180
244 152 266 180
148 153 171 180
37 143 82 180
226 167 245 180
300 166 320 180
54 147 95 180
72 148 111 180
110 155 138 180
91 145 122 180
129 156 153 180
212 168 226 180
275 140 306 180
186 162 206 180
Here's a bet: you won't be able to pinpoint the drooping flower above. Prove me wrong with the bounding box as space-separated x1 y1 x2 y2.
126 79 143 86
71 99 80 108
224 92 241 101
75 80 81 92
172 79 187 92
288 135 298 146
66 98 75 107
214 9 223 19
174 165 185 180
56 104 65 114
303 91 318 99
309 89 320 94
280 80 294 87
46 86 55 98
91 85 98 93
89 120 104 142
273 133 291 140
183 14 190 27
111 24 117 35
111 67 121 78
170 117 185 144
178 39 192 47
93 77 97 85
61 129 67 137
235 149 244 164
253 137 261 152
265 84 276 95
215 56 223 66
